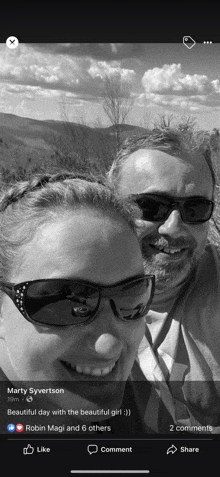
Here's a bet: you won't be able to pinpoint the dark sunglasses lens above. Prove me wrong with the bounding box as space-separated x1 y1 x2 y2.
135 196 170 221
135 195 214 223
183 199 213 222
114 277 154 321
25 281 99 325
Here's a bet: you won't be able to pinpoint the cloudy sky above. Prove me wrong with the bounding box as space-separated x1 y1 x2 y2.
0 42 220 130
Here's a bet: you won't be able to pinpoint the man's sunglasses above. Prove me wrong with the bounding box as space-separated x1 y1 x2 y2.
0 275 155 327
132 193 214 224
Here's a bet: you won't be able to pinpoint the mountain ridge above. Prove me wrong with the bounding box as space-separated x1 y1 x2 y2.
0 112 148 172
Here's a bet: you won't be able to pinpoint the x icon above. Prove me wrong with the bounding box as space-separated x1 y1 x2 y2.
6 36 19 49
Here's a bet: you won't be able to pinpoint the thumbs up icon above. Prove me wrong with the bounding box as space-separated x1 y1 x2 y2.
23 444 34 455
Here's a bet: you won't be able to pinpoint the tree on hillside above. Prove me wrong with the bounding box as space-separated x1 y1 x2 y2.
138 110 152 130
55 102 91 164
102 73 134 153
153 113 198 136
153 113 175 129
210 128 220 153
48 101 115 174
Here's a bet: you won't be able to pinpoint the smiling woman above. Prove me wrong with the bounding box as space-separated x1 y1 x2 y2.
0 171 155 432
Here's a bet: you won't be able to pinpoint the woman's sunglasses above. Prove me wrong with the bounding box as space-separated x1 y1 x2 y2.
0 275 155 327
132 193 214 224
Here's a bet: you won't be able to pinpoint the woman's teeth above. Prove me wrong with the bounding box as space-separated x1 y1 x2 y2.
63 361 116 376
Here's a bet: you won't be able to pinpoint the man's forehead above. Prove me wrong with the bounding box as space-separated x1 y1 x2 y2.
118 147 213 196
122 148 193 170
119 149 186 183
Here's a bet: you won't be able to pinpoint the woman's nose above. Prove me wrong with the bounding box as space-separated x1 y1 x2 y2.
95 333 122 357
93 299 123 357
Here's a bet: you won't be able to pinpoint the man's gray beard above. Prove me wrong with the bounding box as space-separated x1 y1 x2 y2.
142 249 197 292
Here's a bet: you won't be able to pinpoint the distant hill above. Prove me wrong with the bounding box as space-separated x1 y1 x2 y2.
104 124 148 134
0 113 149 172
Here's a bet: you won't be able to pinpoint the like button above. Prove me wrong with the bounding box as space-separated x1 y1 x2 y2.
23 444 34 455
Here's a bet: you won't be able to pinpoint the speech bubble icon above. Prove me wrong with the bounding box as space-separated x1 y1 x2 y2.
87 444 98 455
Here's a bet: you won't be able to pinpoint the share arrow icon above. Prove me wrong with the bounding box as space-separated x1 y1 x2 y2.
167 444 178 455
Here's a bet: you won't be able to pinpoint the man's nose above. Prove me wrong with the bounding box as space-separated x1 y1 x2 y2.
157 209 186 236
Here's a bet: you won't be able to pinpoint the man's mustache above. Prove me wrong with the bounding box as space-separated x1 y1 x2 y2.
140 234 197 250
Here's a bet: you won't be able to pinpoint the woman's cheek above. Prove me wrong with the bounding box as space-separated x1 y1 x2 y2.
6 326 67 375
129 319 146 349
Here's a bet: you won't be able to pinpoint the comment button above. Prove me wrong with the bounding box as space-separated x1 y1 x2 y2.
87 444 98 455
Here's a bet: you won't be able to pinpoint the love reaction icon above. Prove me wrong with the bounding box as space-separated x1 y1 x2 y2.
16 424 24 432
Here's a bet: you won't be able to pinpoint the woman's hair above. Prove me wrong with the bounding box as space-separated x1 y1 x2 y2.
0 171 141 281
107 127 216 192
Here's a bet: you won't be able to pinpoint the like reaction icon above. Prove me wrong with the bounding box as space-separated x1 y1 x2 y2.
7 424 15 432
23 444 34 455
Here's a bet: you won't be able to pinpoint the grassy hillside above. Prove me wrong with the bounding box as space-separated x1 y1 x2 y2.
0 113 148 175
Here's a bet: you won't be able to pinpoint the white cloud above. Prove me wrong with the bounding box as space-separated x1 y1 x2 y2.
88 60 136 82
109 44 124 54
0 44 83 89
142 63 219 95
0 82 63 102
140 63 220 112
0 44 136 105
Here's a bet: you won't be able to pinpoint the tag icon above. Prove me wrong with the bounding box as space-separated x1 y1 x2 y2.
183 36 196 49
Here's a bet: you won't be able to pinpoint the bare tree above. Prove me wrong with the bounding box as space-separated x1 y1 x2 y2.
102 73 134 152
139 110 152 130
153 113 176 129
176 115 197 138
48 100 92 173
48 100 115 174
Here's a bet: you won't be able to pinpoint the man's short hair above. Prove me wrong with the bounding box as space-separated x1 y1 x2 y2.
107 127 216 192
